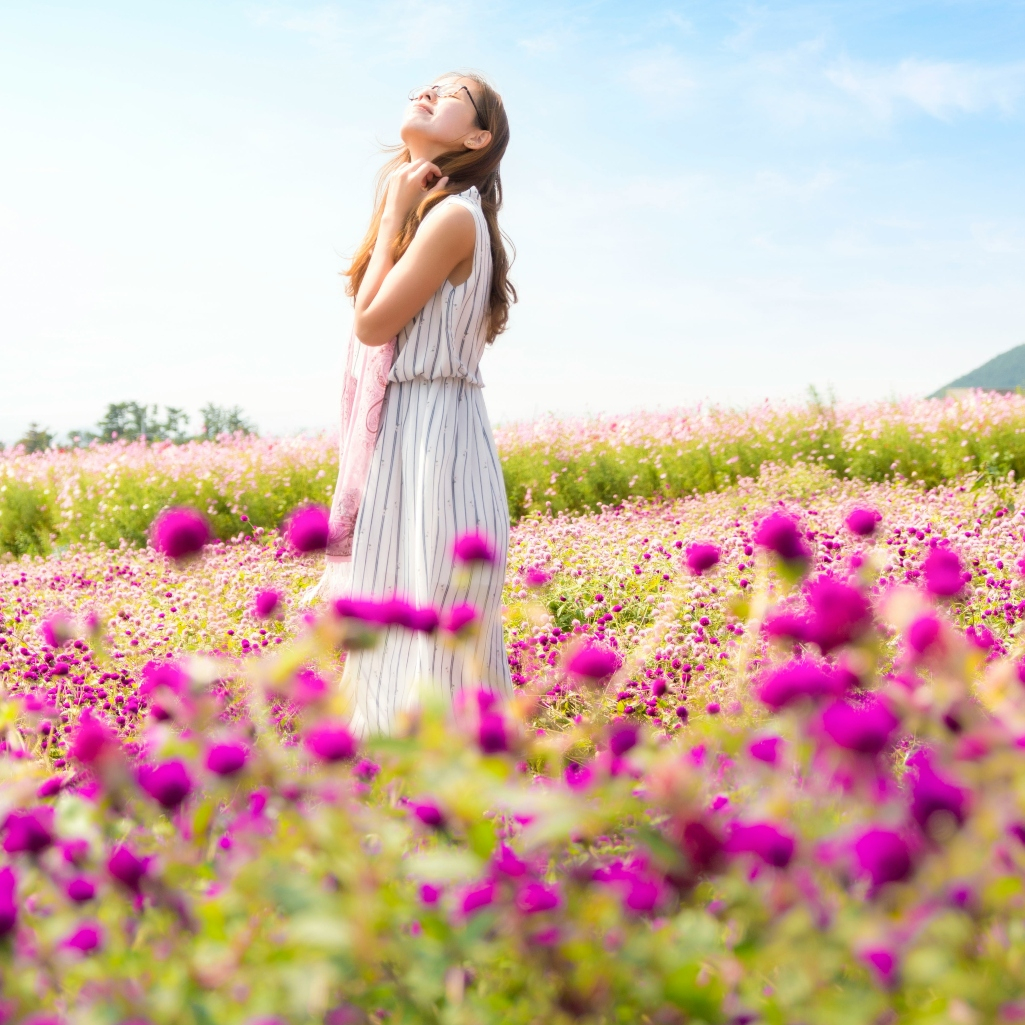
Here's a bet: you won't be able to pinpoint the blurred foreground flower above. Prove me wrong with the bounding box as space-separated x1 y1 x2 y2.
150 507 210 560
284 504 330 553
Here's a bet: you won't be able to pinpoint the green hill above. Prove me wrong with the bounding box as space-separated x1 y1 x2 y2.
930 343 1025 398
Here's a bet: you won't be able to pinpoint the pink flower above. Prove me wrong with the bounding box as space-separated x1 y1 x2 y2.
525 567 552 587
909 752 969 835
304 723 358 762
63 923 102 954
459 880 495 915
410 800 446 829
757 660 846 710
862 947 898 987
608 723 639 756
284 504 330 553
107 844 149 892
0 866 17 937
2 808 54 855
66 877 96 903
206 742 249 776
442 603 479 634
453 531 495 564
754 512 810 563
685 543 721 575
725 821 795 868
803 578 870 653
69 709 115 764
478 712 509 754
820 696 900 755
567 644 621 681
623 875 661 914
853 828 912 888
419 883 442 905
907 614 941 655
492 843 527 878
515 881 560 914
137 760 193 810
254 589 281 618
845 508 882 537
150 507 210 560
748 736 781 765
40 611 75 648
923 548 964 598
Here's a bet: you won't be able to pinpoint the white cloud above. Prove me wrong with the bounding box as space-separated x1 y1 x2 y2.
620 47 695 113
826 57 1025 121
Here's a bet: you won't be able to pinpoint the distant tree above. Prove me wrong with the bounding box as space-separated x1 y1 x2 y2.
17 424 55 453
94 402 191 443
198 404 256 440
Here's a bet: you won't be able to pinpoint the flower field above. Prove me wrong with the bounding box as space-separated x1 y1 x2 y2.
7 391 1025 556
5 410 1025 1020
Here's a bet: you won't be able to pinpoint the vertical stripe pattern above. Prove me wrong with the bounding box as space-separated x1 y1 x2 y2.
342 187 512 736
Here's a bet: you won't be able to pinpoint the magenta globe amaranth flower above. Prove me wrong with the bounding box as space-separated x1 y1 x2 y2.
567 644 621 682
909 754 969 835
410 800 446 829
453 531 495 564
685 543 721 575
820 696 900 755
0 866 17 937
206 742 249 776
845 507 882 537
725 821 796 868
284 504 330 553
254 589 281 618
107 844 149 892
460 879 495 915
64 923 102 954
442 602 479 634
138 760 193 810
923 547 965 598
853 828 913 888
515 881 560 914
754 512 810 564
749 736 782 765
3 808 54 855
757 659 846 710
150 507 210 560
803 577 870 653
609 723 639 756
40 610 76 648
304 722 358 762
478 712 509 754
69 708 115 765
66 877 96 903
907 614 942 655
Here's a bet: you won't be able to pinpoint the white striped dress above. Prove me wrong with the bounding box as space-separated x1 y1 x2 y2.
342 186 513 736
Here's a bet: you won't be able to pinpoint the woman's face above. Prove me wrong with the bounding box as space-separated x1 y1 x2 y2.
401 76 489 158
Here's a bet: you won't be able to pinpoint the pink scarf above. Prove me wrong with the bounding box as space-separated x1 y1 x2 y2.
317 331 395 598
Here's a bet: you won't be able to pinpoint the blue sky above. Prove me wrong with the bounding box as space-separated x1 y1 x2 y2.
1 1 1023 442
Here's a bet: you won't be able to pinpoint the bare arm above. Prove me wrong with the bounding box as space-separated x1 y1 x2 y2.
354 159 476 347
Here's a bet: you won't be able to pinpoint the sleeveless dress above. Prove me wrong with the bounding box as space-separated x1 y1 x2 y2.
342 186 513 736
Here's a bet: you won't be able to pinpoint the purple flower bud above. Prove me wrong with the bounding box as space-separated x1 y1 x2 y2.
515 881 560 914
749 736 782 765
525 567 552 587
923 548 964 598
3 808 54 855
69 708 114 764
567 644 621 681
137 760 193 810
907 614 941 655
254 589 281 618
291 669 328 706
804 578 870 653
139 660 187 698
763 612 811 644
150 507 210 560
853 828 912 888
442 603 479 634
909 754 969 835
820 696 900 755
63 923 102 954
460 880 495 915
107 844 149 892
66 877 96 903
206 742 249 776
410 800 446 829
564 762 594 790
609 723 639 756
754 512 810 563
284 504 330 553
685 543 721 575
419 882 442 904
453 531 495 564
478 712 509 754
304 722 358 762
725 821 795 868
40 611 76 648
492 843 527 877
845 508 882 537
757 659 846 710
862 947 898 986
0 866 17 937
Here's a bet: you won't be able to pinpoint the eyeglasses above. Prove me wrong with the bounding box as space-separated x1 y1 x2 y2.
408 82 486 128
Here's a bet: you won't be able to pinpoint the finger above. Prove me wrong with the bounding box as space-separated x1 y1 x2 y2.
426 175 450 195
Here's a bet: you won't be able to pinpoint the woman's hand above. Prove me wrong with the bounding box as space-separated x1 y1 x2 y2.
382 159 449 230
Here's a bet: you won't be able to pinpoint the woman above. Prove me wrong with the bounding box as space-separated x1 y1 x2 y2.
319 72 515 737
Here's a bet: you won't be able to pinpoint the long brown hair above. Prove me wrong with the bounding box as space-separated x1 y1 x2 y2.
344 71 516 343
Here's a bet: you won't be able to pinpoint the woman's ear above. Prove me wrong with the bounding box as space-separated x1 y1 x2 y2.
464 129 492 151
